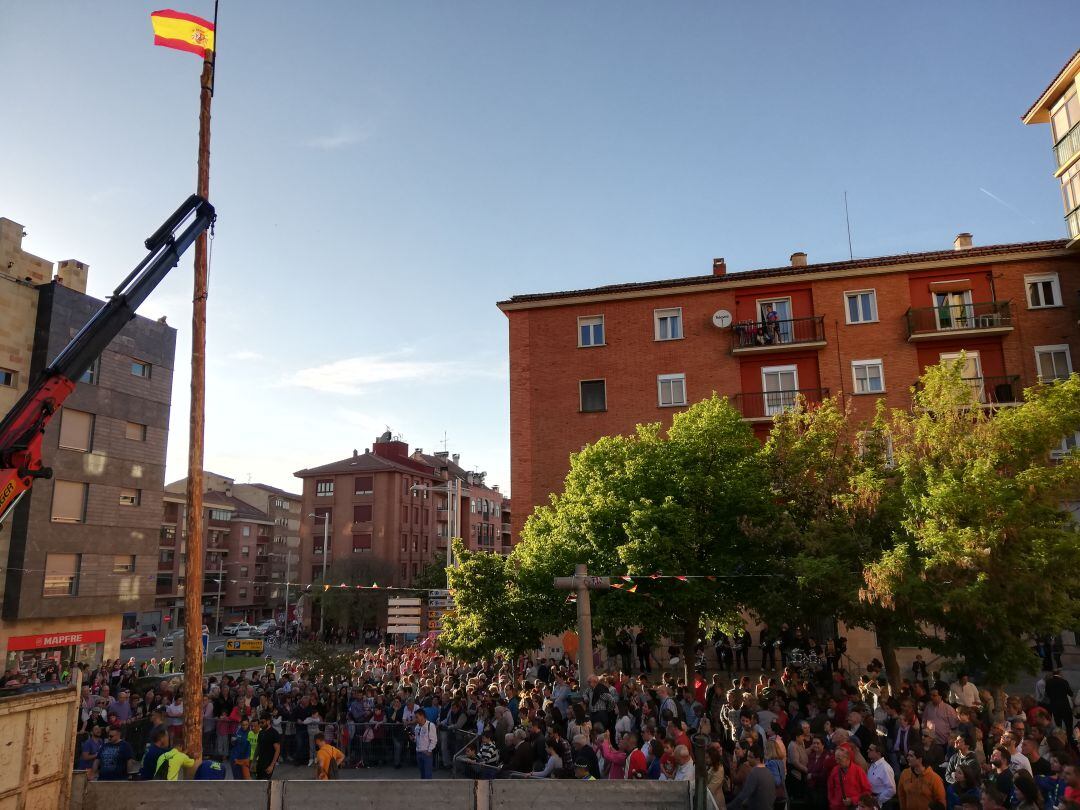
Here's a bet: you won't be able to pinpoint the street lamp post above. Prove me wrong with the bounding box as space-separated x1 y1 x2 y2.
309 512 330 638
411 479 465 573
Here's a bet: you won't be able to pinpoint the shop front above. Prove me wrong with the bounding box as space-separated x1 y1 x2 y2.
4 629 106 678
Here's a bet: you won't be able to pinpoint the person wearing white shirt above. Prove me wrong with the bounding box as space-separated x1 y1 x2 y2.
867 744 896 803
948 674 981 709
413 713 438 779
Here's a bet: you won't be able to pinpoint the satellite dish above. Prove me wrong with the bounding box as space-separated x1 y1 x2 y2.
711 309 732 329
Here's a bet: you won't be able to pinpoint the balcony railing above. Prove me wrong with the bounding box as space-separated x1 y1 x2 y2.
734 388 828 420
1055 121 1080 169
905 301 1012 339
915 375 1021 405
159 529 176 546
1067 206 1080 241
731 316 826 352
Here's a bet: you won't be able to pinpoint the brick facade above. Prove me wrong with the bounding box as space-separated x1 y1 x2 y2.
499 239 1080 542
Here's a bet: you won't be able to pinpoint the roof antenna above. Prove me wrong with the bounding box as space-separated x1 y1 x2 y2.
844 191 854 260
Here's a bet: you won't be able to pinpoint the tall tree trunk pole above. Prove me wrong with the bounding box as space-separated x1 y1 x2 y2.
181 53 213 761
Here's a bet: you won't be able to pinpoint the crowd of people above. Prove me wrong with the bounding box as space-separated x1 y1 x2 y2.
33 624 1080 810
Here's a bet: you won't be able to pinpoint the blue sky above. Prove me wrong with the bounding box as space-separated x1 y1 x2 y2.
0 1 1074 495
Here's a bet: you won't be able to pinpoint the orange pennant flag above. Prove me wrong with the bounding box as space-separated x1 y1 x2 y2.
150 9 215 57
627 585 638 593
675 575 688 582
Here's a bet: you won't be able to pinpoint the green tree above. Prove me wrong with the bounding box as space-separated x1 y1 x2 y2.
865 363 1080 688
441 540 542 658
312 557 396 637
759 395 924 689
462 394 774 677
412 552 449 591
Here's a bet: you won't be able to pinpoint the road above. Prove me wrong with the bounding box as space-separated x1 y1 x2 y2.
120 633 266 663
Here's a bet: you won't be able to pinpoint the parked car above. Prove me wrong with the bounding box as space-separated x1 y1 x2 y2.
252 620 277 636
162 629 183 648
120 631 156 649
222 622 251 637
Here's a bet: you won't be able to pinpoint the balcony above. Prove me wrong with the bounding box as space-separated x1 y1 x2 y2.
256 554 269 564
915 375 1021 406
734 388 829 421
731 316 826 354
1055 121 1080 169
1067 206 1080 242
905 301 1013 340
159 528 176 546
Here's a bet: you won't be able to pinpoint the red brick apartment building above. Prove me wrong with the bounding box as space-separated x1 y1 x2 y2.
498 237 1080 542
294 432 511 591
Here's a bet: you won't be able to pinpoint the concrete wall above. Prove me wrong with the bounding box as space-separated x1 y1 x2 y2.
77 779 690 810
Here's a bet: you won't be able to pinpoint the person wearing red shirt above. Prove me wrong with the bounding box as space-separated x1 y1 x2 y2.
625 733 648 780
828 747 873 810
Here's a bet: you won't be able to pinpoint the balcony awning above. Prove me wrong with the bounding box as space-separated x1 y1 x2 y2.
928 279 972 292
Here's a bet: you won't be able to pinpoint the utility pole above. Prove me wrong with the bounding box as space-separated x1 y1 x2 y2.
309 512 330 639
553 565 610 681
181 31 215 760
214 557 224 636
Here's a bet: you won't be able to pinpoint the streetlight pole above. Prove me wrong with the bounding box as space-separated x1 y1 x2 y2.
411 481 467 575
215 557 224 636
308 513 330 639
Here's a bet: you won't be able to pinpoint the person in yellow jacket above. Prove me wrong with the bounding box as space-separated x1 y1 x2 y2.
155 745 195 780
313 732 345 780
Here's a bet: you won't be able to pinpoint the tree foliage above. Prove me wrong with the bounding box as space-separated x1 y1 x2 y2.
312 557 396 634
412 552 449 591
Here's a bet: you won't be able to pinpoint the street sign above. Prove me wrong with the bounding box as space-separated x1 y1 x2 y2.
387 625 421 634
428 589 450 598
388 597 422 606
427 598 453 608
225 638 265 656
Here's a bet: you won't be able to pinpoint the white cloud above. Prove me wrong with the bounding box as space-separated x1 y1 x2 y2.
286 352 504 395
305 127 368 150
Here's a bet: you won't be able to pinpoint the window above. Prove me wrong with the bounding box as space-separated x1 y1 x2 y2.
239 589 247 599
315 479 334 497
239 566 248 577
353 533 372 552
657 373 687 407
412 563 418 578
354 504 372 523
125 421 147 441
413 537 418 552
761 366 799 416
401 563 407 581
654 308 683 341
579 379 606 412
0 368 15 388
241 545 249 555
51 480 88 523
43 553 80 596
354 475 373 495
851 360 885 394
1063 162 1080 218
1052 89 1080 143
1052 432 1080 460
1036 345 1073 382
402 505 409 523
403 477 410 497
313 506 332 529
58 408 94 452
242 525 251 537
79 358 99 385
934 290 974 330
1026 273 1061 309
119 487 140 506
940 351 985 403
845 290 878 324
130 360 152 378
159 548 174 564
113 555 135 574
210 508 231 521
578 315 604 347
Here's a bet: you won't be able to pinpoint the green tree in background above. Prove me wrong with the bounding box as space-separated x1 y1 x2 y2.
864 362 1080 688
312 557 396 637
412 552 449 591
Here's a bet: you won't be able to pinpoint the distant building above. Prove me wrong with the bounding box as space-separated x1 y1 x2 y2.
159 474 290 628
1023 48 1080 245
0 216 176 674
294 432 511 597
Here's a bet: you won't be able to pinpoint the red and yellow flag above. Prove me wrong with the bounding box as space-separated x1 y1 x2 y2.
150 9 215 57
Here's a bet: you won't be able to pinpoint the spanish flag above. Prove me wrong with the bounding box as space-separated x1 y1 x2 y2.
150 9 215 57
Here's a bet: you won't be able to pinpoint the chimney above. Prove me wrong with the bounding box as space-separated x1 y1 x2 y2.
790 252 807 267
712 258 726 276
352 449 358 458
56 259 89 294
953 233 973 250
452 453 460 466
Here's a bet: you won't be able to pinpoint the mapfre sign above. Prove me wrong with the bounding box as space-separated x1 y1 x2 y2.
7 629 107 651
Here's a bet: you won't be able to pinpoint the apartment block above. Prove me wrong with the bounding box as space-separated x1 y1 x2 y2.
158 474 285 628
1023 48 1080 245
498 238 1080 543
294 432 511 599
0 216 176 674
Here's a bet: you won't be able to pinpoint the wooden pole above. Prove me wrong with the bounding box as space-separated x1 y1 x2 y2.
181 51 213 762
